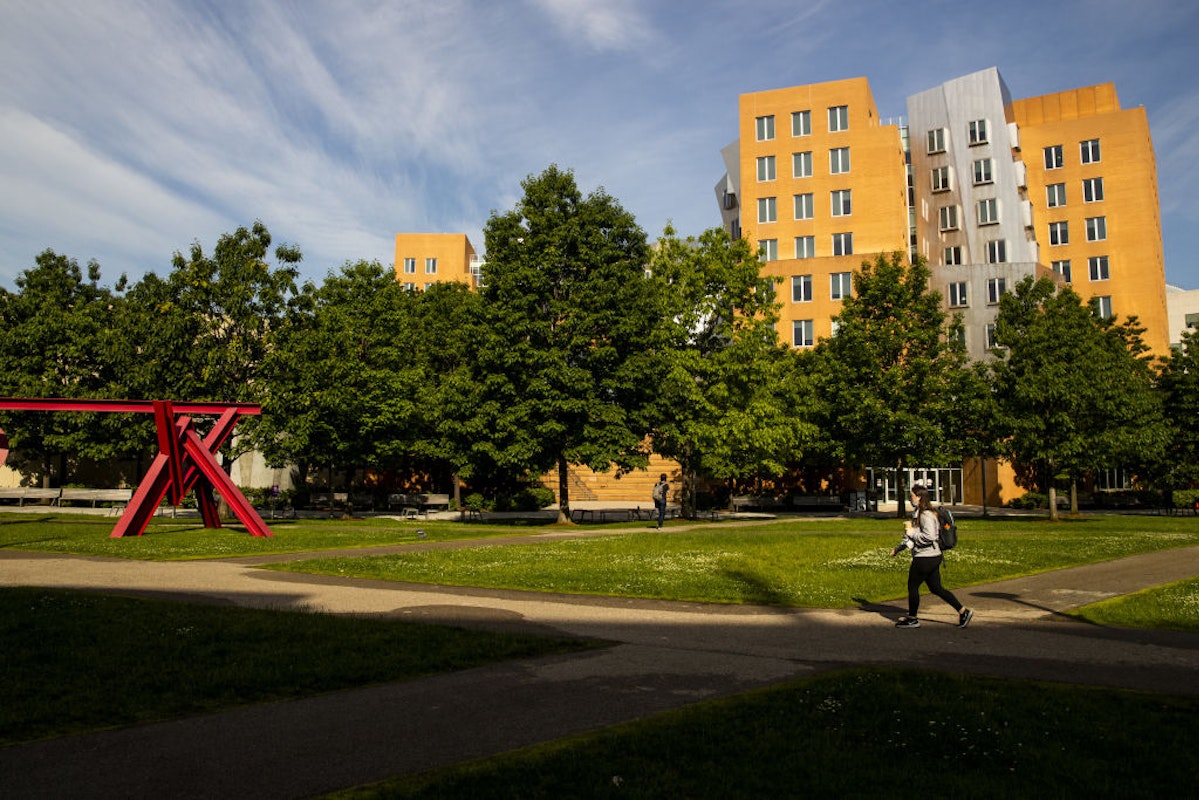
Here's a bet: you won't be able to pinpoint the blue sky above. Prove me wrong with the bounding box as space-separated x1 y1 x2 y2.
1 0 1196 291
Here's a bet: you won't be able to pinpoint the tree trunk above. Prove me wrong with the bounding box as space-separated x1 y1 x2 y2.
895 458 907 518
1070 478 1079 515
1047 458 1059 521
556 456 571 524
980 456 989 518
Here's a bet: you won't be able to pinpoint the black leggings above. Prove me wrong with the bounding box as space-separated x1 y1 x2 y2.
907 555 962 617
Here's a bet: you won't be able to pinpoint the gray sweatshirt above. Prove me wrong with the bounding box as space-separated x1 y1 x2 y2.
897 508 942 557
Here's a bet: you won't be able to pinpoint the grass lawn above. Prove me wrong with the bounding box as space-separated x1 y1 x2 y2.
0 512 534 560
0 587 598 746
331 668 1199 799
270 515 1199 608
1070 574 1199 632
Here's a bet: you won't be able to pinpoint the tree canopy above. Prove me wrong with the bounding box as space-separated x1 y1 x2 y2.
991 276 1166 518
649 225 815 516
474 165 657 522
811 252 969 515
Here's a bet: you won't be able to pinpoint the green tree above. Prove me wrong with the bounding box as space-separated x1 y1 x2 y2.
116 222 300 476
475 165 657 523
1154 328 1199 501
812 252 969 517
648 225 815 517
991 277 1165 519
254 260 425 497
0 251 130 484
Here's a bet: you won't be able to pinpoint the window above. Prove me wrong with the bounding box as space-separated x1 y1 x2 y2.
1086 216 1107 241
1046 183 1067 208
792 151 813 179
425 257 438 274
402 282 415 291
755 115 775 141
939 205 959 232
759 238 778 261
1185 312 1199 329
794 236 815 259
791 110 811 137
944 246 963 266
972 158 993 185
1096 468 1131 491
832 233 853 256
786 151 815 178
793 319 815 348
1093 295 1113 319
793 193 814 220
987 277 1007 304
1052 259 1072 282
1083 177 1104 203
968 119 989 145
1080 138 1101 164
1044 144 1063 170
831 189 852 217
1049 221 1069 246
830 272 852 300
931 166 951 192
829 147 851 174
948 281 968 307
1088 255 1110 281
828 105 848 132
985 323 998 349
757 196 777 223
403 257 416 274
756 155 776 181
986 239 1007 264
978 198 999 225
791 274 813 302
927 128 946 153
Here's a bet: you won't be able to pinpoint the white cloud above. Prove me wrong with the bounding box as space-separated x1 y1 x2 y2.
526 0 657 52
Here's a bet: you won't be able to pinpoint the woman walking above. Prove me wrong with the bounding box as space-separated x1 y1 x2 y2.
891 482 973 629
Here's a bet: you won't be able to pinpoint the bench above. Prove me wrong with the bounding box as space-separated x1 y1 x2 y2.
415 493 450 516
731 495 785 512
58 488 133 514
0 487 63 506
309 492 348 510
791 495 844 512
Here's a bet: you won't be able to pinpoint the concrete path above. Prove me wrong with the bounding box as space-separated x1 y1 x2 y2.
2 540 1199 799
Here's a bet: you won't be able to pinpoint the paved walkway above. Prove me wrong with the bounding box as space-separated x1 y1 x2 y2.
2 535 1199 799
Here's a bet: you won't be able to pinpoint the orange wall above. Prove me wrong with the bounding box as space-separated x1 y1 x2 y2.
394 233 478 289
1010 85 1170 355
737 78 909 346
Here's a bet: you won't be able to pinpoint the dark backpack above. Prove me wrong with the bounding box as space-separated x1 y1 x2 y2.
936 505 957 550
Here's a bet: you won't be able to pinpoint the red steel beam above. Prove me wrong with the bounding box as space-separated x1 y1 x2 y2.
0 397 260 415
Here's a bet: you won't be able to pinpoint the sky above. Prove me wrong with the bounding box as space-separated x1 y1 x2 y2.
1 0 1197 292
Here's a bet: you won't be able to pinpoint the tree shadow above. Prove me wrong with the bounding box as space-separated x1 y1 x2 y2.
852 596 904 622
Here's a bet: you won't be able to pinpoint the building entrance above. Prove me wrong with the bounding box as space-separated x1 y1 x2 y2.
867 466 963 505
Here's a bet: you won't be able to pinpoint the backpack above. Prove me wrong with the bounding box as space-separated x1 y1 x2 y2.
652 482 667 502
935 505 957 550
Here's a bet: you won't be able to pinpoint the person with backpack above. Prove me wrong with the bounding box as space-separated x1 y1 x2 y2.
890 482 973 629
652 473 669 529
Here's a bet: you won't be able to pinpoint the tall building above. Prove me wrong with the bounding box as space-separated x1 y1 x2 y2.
718 67 1170 359
717 77 908 349
393 233 483 290
717 67 1171 503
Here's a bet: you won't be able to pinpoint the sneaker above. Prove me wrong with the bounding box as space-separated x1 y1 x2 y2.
958 608 974 628
895 617 920 628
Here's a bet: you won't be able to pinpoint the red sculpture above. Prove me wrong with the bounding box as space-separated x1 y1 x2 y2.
0 398 271 537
